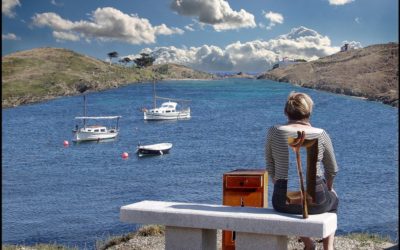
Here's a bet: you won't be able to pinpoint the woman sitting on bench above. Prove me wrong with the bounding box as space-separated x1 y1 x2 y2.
265 92 339 250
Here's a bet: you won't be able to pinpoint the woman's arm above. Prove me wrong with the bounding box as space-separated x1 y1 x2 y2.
265 127 275 182
322 131 338 189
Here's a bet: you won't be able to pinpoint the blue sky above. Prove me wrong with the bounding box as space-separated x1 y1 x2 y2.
2 0 398 72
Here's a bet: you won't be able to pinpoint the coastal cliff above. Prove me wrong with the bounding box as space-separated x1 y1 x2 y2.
257 43 399 107
1 48 215 108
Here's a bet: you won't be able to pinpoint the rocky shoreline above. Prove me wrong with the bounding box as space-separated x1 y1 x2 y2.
99 226 397 250
2 226 397 250
257 43 399 107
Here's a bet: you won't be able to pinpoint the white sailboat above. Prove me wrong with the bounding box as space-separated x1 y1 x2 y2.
142 81 191 121
72 95 121 142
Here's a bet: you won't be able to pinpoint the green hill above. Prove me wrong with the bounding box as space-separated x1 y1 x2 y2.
2 47 214 108
258 43 399 107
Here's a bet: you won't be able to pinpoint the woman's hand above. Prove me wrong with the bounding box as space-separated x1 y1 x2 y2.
326 177 334 191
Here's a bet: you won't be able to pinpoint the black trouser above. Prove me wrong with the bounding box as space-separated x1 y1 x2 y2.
272 177 338 214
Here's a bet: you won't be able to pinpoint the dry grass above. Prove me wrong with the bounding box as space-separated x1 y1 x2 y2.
1 48 213 108
259 43 399 106
95 225 165 250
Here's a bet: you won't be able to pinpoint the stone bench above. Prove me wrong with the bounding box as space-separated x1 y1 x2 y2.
120 200 337 250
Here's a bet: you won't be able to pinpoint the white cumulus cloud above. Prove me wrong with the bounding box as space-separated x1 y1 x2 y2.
2 32 20 40
126 26 345 72
263 11 284 30
53 31 80 42
2 0 21 18
328 0 354 5
342 40 363 49
170 0 256 31
31 7 184 44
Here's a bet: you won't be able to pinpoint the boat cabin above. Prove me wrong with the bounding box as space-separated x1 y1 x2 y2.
143 99 190 120
150 102 178 113
79 125 116 133
72 114 121 142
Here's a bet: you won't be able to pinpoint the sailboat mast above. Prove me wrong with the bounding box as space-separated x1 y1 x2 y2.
83 94 87 127
153 80 156 109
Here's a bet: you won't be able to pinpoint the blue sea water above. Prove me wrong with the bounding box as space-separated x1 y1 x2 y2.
2 79 398 248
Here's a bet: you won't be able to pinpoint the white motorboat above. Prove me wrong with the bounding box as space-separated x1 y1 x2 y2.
136 142 173 156
143 101 190 120
142 81 191 121
72 95 121 142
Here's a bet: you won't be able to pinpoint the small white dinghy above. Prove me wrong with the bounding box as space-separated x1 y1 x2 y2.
136 143 173 157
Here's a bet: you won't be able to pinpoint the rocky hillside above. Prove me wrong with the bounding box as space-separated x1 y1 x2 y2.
258 43 398 107
2 48 215 108
149 63 215 80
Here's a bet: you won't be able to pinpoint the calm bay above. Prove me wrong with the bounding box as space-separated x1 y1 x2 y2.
2 79 398 248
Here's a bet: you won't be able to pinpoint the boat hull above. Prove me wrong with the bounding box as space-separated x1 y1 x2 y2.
136 143 173 156
73 131 118 142
137 148 171 156
143 110 190 120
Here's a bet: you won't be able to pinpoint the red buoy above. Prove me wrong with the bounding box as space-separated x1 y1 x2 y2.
122 152 129 159
63 140 69 147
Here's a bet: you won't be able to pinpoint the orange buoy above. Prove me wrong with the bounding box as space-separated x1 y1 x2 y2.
122 152 129 159
63 140 69 147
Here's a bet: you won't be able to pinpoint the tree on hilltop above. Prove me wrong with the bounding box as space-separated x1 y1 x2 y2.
119 57 132 66
134 53 155 68
107 51 119 65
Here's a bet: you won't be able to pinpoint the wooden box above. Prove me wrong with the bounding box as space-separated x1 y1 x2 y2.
222 169 268 250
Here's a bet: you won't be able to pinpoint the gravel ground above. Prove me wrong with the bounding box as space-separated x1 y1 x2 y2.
104 230 398 250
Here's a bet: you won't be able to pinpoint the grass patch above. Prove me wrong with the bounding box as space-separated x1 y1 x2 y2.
136 224 165 237
96 232 138 250
96 224 165 250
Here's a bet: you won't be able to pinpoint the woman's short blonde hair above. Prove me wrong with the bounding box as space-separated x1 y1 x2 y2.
284 92 314 120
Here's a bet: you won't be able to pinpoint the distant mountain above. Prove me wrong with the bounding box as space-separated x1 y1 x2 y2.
258 43 398 107
2 48 215 108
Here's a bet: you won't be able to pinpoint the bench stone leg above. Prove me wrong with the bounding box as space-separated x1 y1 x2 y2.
236 232 288 250
165 226 217 250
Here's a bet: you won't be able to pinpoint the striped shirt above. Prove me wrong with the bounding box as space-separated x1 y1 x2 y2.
265 125 338 180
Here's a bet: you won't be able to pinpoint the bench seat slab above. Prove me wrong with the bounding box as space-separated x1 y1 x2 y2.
121 200 337 238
